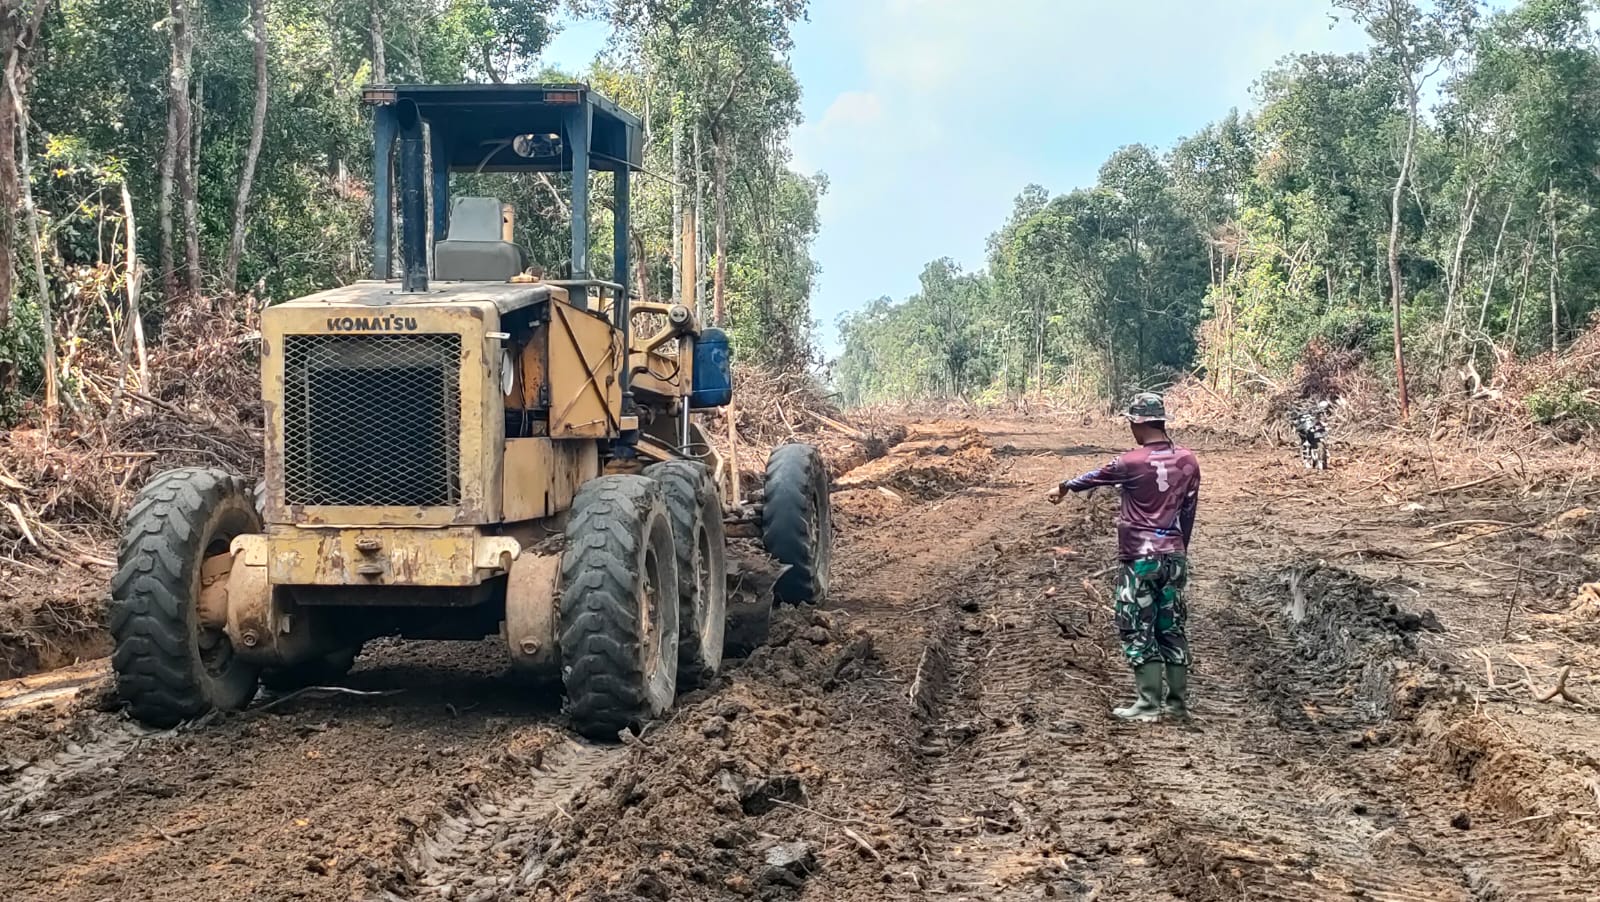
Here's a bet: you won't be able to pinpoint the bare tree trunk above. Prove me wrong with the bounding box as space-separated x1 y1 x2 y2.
159 94 177 298
1387 85 1418 418
185 64 203 297
1548 182 1559 354
692 121 705 317
1476 202 1511 335
670 109 681 303
223 0 269 295
168 0 197 297
711 140 728 327
121 182 149 392
0 6 20 394
0 0 51 398
370 0 386 82
1508 224 1536 350
632 230 647 302
1438 180 1478 358
8 68 60 415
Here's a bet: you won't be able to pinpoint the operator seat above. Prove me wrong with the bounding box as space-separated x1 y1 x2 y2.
434 196 525 281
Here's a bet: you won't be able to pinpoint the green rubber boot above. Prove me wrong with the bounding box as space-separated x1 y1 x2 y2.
1164 664 1190 721
1112 662 1164 722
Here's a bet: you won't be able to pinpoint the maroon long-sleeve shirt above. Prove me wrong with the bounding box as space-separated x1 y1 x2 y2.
1060 441 1201 561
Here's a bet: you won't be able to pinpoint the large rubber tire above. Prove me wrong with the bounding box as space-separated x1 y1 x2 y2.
761 443 832 605
644 460 727 689
110 468 262 727
260 645 362 692
558 475 681 740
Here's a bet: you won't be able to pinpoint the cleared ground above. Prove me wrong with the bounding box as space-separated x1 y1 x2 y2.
2 417 1598 901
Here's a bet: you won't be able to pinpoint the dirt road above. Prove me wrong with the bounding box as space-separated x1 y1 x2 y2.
3 417 1598 900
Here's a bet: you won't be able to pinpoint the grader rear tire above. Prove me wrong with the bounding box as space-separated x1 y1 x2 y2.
644 460 727 689
762 443 832 605
110 468 262 727
558 475 681 740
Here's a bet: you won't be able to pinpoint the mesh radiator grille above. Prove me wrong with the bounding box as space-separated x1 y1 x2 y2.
282 334 462 507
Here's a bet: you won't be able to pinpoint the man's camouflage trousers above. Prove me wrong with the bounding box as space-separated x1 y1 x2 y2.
1113 554 1191 667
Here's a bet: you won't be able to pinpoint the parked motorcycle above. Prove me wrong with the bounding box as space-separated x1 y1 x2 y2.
1292 400 1331 470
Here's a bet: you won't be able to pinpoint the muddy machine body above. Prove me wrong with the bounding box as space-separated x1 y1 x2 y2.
108 85 832 738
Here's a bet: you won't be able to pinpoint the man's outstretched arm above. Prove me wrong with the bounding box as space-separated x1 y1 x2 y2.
1061 456 1132 493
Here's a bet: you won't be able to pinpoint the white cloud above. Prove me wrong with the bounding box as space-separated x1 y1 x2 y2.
818 90 885 131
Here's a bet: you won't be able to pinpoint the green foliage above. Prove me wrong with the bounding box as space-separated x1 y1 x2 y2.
1525 378 1599 425
0 298 45 416
836 152 1209 406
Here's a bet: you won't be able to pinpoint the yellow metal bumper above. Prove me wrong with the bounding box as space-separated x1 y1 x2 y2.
259 525 519 587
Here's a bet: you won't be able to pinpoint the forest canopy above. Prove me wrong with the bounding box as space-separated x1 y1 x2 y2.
0 0 822 420
833 0 1600 418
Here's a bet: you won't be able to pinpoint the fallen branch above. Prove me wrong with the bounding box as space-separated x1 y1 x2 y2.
841 826 883 861
1427 473 1506 496
1474 648 1498 689
1535 666 1583 705
3 502 40 549
1426 518 1523 532
1417 521 1535 555
805 408 869 442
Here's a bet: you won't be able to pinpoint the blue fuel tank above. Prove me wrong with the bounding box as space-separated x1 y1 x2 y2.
689 328 733 408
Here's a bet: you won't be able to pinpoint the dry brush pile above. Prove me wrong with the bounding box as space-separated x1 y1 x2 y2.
1 294 264 677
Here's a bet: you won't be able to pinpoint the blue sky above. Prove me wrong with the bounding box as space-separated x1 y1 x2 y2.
545 1 1373 354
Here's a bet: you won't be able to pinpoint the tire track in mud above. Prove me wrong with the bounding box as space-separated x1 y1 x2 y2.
0 645 580 902
0 717 157 822
377 734 620 901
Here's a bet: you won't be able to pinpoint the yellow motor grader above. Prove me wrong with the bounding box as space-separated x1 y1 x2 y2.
108 84 831 739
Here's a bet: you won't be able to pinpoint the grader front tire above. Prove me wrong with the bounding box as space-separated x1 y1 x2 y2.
558 476 681 740
110 468 262 727
645 460 728 689
761 443 833 605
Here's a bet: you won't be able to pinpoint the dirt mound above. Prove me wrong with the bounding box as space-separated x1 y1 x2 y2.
0 591 106 682
830 487 908 528
510 609 898 901
832 424 993 502
1424 712 1600 871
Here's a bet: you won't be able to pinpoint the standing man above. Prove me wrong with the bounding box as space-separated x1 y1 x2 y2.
1048 392 1200 722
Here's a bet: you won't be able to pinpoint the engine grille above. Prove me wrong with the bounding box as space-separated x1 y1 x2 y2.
282 334 462 507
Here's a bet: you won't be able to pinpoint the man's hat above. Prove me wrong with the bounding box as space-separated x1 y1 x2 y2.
1123 392 1167 424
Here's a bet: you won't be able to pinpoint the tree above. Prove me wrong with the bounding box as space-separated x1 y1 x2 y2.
1334 0 1477 417
3 0 57 410
223 0 269 295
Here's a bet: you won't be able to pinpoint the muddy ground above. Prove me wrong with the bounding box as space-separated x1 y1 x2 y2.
3 417 1599 900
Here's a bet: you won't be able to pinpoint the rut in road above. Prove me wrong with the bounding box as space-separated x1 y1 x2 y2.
379 734 620 901
906 439 1595 901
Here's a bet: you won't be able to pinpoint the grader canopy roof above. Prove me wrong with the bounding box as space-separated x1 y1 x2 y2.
361 82 643 286
360 83 644 174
